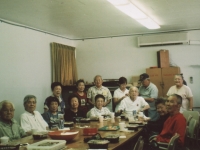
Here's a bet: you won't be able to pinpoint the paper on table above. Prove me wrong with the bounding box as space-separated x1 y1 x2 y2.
58 127 70 131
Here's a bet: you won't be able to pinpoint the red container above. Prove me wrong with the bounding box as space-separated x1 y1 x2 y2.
83 128 97 136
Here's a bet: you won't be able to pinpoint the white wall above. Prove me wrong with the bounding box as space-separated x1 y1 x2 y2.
1 22 200 123
75 31 200 107
0 23 75 121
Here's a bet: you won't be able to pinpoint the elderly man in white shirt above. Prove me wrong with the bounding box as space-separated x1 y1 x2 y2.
118 86 150 115
20 95 48 135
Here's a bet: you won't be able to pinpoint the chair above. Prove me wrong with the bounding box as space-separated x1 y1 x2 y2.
157 133 180 150
183 111 199 125
183 111 200 149
133 136 144 150
148 134 180 150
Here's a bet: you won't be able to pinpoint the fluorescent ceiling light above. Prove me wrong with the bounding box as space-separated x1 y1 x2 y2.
107 0 129 5
136 17 160 29
115 3 147 19
107 0 160 29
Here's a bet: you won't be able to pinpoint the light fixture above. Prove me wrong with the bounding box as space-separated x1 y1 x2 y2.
107 0 160 29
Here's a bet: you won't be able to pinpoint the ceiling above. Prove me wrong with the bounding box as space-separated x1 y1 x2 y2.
1 0 200 40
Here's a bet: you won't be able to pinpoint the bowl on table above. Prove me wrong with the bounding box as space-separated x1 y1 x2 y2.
104 134 120 143
32 131 48 140
88 140 110 149
126 125 139 131
48 130 79 141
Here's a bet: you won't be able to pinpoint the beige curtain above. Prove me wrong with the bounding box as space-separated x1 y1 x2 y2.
51 42 78 86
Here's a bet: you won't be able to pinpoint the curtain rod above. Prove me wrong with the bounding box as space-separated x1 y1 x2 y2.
1 18 200 41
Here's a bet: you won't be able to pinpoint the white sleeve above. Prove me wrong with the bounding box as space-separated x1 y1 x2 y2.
140 97 149 107
113 90 118 98
186 86 193 97
20 114 32 132
89 108 96 118
118 99 125 111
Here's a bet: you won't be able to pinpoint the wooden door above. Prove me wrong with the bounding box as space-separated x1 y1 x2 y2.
161 67 180 96
146 68 163 97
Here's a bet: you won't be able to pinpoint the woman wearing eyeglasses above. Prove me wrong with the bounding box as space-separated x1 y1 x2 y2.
20 95 48 135
0 100 26 140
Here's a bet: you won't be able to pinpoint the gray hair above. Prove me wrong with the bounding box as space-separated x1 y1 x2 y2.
94 75 102 82
0 100 15 111
170 94 182 104
23 95 37 104
129 86 139 92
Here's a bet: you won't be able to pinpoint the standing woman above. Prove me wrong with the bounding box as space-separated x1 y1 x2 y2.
113 77 129 112
74 79 89 116
167 74 193 113
64 94 86 122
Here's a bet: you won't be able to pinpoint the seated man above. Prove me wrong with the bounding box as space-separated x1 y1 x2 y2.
88 94 111 118
117 86 150 115
0 100 26 140
152 94 186 147
20 95 49 134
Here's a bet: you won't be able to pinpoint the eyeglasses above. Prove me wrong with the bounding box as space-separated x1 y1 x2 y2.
2 109 15 113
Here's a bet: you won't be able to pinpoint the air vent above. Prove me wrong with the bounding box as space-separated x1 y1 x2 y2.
138 32 188 47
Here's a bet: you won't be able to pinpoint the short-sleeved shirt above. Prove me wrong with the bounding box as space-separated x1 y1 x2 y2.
0 118 26 140
118 96 149 114
42 111 64 124
20 111 48 132
113 88 129 112
87 86 113 112
139 82 159 121
89 107 111 118
167 85 193 113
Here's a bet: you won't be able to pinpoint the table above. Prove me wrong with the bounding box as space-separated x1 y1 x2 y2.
19 118 143 150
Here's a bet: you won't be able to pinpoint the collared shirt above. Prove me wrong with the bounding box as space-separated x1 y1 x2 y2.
89 107 111 118
167 85 193 113
0 118 26 140
139 82 158 110
87 86 112 111
118 96 149 113
20 111 48 132
113 88 129 112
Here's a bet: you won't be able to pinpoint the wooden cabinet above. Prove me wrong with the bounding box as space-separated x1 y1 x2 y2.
146 67 180 97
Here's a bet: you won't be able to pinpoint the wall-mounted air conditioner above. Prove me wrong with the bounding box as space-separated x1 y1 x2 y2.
138 32 189 47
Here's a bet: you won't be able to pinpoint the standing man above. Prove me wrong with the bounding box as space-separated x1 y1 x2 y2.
138 73 159 121
87 75 113 112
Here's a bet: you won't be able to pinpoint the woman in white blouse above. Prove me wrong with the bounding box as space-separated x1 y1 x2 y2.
167 74 193 113
20 95 48 135
89 94 111 118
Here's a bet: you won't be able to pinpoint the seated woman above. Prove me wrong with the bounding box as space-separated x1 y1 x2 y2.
42 97 63 129
88 94 111 118
74 79 89 116
143 98 170 142
64 94 86 122
20 95 48 134
0 100 26 140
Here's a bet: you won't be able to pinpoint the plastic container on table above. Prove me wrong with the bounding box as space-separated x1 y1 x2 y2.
27 139 66 150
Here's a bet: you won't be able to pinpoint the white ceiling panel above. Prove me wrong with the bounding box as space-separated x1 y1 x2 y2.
0 0 200 39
